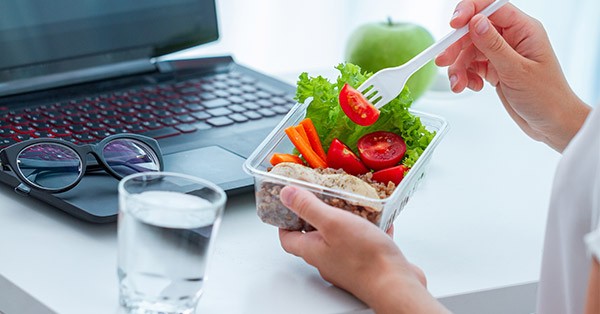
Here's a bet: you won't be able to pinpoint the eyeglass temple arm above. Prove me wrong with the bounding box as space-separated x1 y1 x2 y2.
0 153 10 171
15 162 149 174
0 162 34 195
85 160 156 174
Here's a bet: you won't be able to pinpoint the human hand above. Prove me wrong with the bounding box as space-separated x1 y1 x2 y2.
278 186 449 313
435 0 590 152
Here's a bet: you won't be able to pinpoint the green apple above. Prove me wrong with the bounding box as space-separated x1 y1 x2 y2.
345 19 437 101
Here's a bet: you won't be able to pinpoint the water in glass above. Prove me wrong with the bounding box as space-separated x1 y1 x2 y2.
118 190 221 314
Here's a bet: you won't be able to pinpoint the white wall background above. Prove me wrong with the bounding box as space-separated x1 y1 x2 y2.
169 0 600 105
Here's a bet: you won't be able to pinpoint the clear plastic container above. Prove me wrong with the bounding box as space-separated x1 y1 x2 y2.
243 102 449 231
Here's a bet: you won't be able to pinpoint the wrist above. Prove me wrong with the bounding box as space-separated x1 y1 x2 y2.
549 94 591 152
365 262 448 314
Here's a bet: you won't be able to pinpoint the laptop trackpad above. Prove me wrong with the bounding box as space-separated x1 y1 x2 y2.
163 146 248 185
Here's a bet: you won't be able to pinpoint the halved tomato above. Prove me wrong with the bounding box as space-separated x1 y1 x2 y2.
339 83 380 126
357 131 406 171
372 165 408 186
326 138 369 175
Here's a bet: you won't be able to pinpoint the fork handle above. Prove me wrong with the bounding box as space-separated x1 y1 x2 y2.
402 0 510 75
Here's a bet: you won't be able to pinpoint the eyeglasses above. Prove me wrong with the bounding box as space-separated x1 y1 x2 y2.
0 134 163 194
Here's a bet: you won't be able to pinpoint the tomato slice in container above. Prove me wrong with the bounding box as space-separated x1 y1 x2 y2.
372 165 409 186
327 138 369 176
339 83 380 126
357 131 406 171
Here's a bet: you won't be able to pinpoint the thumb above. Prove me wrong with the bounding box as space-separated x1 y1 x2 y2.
469 14 522 73
280 186 339 232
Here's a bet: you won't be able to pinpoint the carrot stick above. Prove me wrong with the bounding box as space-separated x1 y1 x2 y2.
270 153 304 166
299 118 327 162
285 126 327 169
295 125 309 144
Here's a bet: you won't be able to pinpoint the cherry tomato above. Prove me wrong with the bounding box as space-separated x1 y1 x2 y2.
326 138 369 175
372 165 409 186
339 83 380 126
357 131 406 171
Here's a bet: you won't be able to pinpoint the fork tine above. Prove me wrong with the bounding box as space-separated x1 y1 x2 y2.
358 74 395 108
371 95 383 105
364 89 379 101
358 78 375 93
359 82 372 92
374 95 393 109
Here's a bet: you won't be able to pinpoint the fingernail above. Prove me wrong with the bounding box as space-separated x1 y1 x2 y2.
475 18 489 35
451 10 460 21
280 186 297 207
467 79 476 90
450 75 458 88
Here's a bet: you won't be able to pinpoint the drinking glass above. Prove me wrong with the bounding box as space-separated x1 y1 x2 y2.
117 172 226 314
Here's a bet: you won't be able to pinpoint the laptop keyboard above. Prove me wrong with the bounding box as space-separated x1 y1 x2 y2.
0 71 296 149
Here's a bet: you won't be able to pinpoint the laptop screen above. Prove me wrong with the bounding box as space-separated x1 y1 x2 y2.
0 0 218 72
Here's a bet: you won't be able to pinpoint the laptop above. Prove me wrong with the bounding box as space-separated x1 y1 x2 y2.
0 0 296 223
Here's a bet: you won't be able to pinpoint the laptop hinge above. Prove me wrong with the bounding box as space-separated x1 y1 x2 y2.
0 58 156 97
155 55 235 73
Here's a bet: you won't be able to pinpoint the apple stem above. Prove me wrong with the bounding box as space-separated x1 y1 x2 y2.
387 17 393 26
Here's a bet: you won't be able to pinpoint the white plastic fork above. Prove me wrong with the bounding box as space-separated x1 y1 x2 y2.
358 0 509 108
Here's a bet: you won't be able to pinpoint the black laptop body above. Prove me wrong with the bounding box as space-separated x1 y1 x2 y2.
0 1 296 222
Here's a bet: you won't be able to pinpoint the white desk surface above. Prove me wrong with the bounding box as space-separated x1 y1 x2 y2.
0 73 560 314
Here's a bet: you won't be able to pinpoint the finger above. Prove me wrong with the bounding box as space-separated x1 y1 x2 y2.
450 0 495 28
480 3 528 29
435 36 472 67
279 186 342 234
448 58 469 93
386 224 394 238
441 2 524 65
455 44 484 69
469 61 499 86
450 0 518 29
279 228 328 265
448 42 486 92
466 69 484 91
468 15 524 73
279 229 305 257
451 46 485 91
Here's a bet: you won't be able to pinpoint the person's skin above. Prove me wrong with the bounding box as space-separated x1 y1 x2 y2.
585 258 600 314
279 0 597 313
435 0 591 152
278 186 449 314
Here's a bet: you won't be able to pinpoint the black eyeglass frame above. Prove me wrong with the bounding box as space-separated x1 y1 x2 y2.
0 133 164 194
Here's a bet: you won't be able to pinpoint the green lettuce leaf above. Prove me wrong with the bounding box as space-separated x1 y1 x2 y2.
295 63 434 168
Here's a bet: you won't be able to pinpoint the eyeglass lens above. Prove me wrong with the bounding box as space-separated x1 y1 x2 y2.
16 143 82 190
102 139 160 178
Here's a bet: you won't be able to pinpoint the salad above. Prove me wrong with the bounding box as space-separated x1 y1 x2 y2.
271 63 434 186
253 63 438 231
